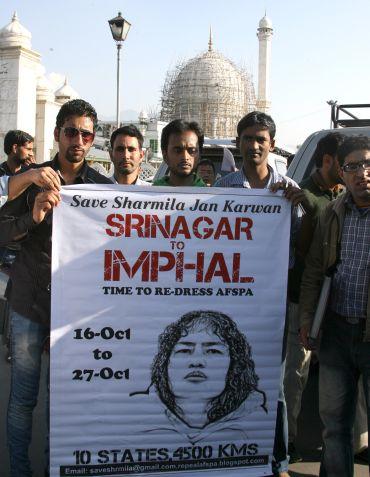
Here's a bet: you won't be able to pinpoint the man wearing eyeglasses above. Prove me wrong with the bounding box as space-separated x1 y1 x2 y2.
299 135 370 476
0 99 112 477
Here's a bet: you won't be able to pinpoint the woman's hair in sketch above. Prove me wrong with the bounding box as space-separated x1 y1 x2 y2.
151 310 262 424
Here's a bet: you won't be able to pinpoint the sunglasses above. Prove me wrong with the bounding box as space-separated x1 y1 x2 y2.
341 159 370 173
60 127 95 143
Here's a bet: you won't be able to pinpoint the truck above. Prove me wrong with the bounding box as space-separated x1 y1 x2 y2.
287 103 370 183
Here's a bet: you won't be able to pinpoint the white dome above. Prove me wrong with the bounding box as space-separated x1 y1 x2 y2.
161 47 255 138
36 66 52 91
0 12 32 49
259 15 273 29
37 74 54 101
55 77 79 104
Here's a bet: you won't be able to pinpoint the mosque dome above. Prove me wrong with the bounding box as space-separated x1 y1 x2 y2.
258 15 273 29
0 12 32 49
160 32 255 138
55 77 79 104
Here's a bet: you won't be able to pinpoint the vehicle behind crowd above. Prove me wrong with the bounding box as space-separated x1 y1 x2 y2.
287 126 370 183
288 102 370 182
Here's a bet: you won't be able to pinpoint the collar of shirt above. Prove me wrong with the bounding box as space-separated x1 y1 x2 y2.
51 154 89 185
0 162 13 176
112 173 141 185
344 194 370 217
240 164 279 188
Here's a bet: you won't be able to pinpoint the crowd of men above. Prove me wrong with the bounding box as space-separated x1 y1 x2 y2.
0 98 368 477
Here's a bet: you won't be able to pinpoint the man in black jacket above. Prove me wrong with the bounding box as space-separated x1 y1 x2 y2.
1 129 35 175
0 99 112 477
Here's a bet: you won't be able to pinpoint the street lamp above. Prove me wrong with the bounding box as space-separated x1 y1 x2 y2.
108 12 131 128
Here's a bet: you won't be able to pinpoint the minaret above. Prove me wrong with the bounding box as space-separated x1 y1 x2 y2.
208 26 213 52
256 13 273 113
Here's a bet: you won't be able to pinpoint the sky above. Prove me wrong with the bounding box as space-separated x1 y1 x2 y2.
2 0 370 150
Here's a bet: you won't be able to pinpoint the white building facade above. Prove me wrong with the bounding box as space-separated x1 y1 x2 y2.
0 13 79 163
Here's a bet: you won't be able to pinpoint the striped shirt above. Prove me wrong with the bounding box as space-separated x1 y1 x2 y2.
215 165 298 189
215 165 301 268
331 197 370 319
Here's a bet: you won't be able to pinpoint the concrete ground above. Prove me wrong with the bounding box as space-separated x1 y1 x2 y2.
0 268 367 476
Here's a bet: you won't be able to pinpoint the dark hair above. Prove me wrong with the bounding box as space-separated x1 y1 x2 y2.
196 159 216 175
311 132 344 168
151 310 264 425
237 111 276 139
161 119 204 152
4 130 34 155
55 99 98 130
110 124 144 149
337 135 370 166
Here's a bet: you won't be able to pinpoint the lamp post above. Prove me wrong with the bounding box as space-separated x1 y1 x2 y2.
108 12 131 128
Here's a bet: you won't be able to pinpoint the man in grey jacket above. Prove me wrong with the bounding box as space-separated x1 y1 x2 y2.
299 135 370 476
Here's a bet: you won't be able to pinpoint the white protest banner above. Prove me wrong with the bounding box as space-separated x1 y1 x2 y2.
50 184 290 477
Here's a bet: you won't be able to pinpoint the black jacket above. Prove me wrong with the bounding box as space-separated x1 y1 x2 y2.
0 155 112 327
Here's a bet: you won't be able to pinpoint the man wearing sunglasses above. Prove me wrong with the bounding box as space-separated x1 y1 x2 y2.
299 135 370 476
0 99 112 477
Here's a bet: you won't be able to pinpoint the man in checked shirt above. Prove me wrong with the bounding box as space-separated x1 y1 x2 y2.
300 135 370 476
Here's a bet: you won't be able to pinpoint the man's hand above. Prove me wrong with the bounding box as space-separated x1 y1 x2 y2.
8 167 61 201
270 181 314 213
299 324 316 350
24 156 36 167
28 167 61 191
32 190 60 224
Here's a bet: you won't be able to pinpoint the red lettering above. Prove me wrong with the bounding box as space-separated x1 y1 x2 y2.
235 217 253 240
125 214 144 238
214 217 234 240
192 216 213 239
204 253 231 283
104 250 150 281
149 215 170 239
106 213 124 237
171 216 191 239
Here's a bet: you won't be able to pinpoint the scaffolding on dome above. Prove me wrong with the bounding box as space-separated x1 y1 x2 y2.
160 48 256 139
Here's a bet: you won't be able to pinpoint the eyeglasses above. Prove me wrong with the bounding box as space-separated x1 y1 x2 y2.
60 127 95 144
341 159 370 173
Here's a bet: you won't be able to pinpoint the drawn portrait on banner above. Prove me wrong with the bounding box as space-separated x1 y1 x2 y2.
131 310 267 445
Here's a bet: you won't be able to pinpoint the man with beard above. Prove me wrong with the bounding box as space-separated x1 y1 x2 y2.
1 130 35 175
153 119 206 187
0 99 112 477
284 132 345 461
109 124 150 185
0 131 62 205
299 134 370 476
285 132 368 463
0 130 66 363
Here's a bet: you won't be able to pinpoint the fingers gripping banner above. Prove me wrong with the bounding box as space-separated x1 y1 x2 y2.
51 185 291 477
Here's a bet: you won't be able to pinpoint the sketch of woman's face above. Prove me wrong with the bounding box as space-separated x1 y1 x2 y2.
167 326 230 401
